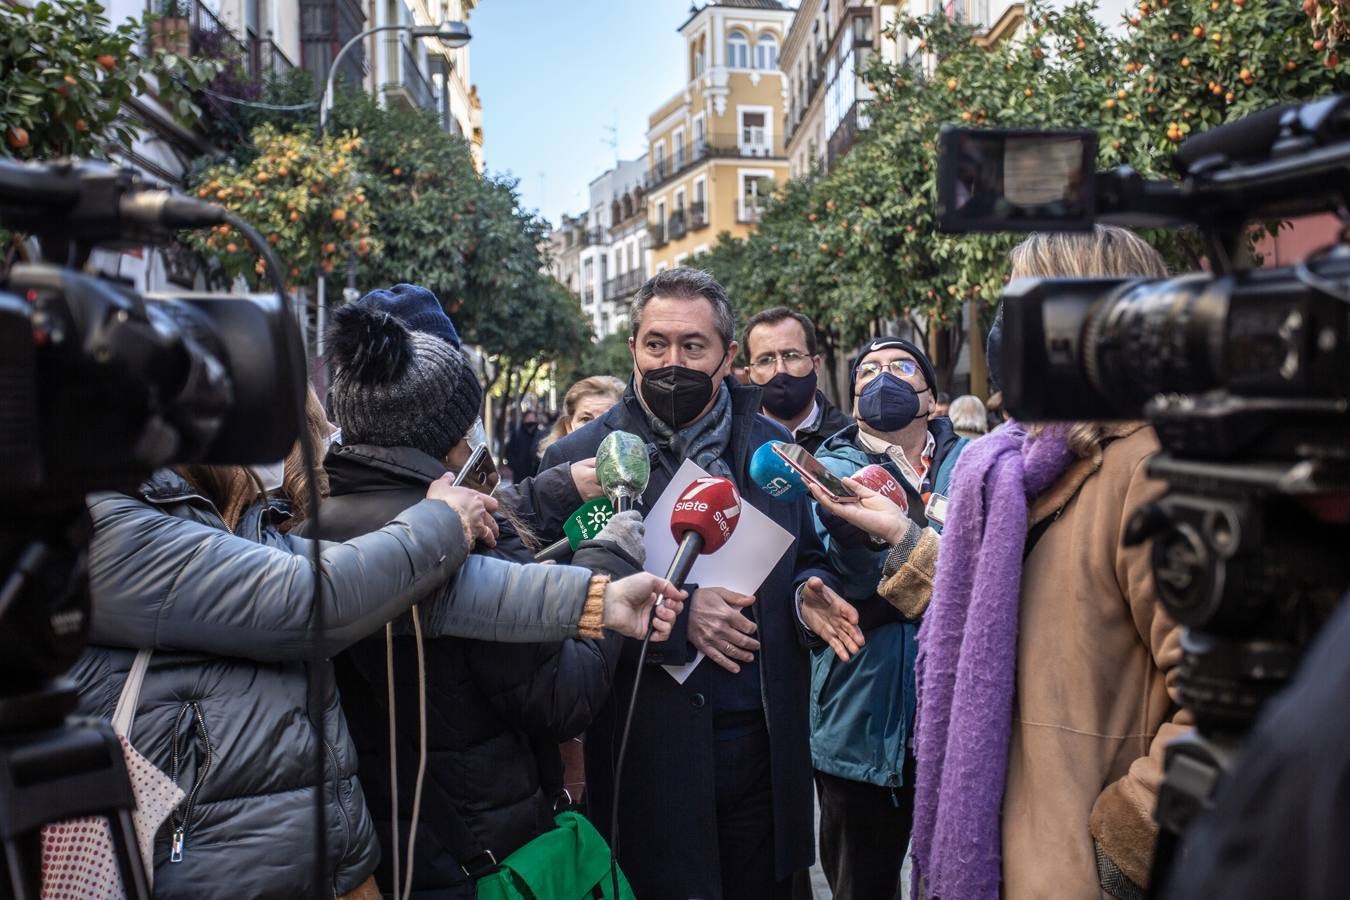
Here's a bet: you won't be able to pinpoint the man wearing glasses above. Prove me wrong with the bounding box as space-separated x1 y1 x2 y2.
804 336 971 900
742 307 853 453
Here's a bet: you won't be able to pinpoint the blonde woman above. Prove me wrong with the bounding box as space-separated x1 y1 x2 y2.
538 375 626 458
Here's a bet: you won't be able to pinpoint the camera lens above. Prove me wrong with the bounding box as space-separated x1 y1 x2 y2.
1084 273 1229 416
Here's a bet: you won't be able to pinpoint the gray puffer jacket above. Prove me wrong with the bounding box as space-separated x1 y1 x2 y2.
72 470 603 899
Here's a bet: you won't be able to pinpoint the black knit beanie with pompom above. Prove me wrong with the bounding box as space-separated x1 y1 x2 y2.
326 302 481 459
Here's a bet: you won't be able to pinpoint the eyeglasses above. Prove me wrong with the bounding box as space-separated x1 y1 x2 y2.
749 351 816 375
855 359 920 384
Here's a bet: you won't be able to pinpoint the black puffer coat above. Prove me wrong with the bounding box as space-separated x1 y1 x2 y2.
310 443 622 899
72 469 470 899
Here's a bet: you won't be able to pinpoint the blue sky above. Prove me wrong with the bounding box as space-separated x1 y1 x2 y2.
470 0 707 228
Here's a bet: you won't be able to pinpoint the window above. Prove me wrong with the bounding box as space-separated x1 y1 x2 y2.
693 177 706 207
739 172 773 222
755 34 778 70
693 115 707 155
614 245 624 274
674 187 686 214
726 32 749 68
673 128 686 169
653 141 666 177
740 110 768 152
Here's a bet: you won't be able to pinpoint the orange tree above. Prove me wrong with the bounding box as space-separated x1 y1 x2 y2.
0 0 218 159
1113 0 1350 154
183 123 377 290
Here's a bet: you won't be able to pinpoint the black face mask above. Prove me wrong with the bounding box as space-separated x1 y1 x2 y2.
638 358 722 429
760 369 818 421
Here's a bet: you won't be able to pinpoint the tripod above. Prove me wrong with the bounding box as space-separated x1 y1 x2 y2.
0 677 150 900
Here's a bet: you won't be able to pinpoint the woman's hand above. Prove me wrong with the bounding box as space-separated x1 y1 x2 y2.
426 474 500 548
570 458 602 501
601 572 687 640
808 477 912 547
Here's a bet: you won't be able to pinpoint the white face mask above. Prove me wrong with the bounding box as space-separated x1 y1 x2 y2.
250 460 286 492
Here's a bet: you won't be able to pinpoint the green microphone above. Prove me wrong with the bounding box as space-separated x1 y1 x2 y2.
595 431 650 512
534 497 615 561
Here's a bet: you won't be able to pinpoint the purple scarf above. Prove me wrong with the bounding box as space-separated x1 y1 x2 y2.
910 420 1075 900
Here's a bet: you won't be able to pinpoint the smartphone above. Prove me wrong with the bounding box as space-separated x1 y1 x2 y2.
453 444 499 496
772 443 860 504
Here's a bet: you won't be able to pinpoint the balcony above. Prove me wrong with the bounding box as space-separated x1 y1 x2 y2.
648 221 667 248
827 99 867 167
688 200 708 231
643 132 784 192
604 269 646 302
738 205 763 225
582 228 606 247
668 209 688 241
299 0 367 90
383 39 437 112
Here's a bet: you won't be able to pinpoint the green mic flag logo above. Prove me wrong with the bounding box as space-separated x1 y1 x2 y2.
562 497 616 549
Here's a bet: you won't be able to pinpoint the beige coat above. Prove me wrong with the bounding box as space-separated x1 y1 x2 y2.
880 424 1191 898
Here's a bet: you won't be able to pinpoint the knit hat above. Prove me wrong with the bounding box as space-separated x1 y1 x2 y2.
326 303 482 460
848 335 939 399
355 283 461 348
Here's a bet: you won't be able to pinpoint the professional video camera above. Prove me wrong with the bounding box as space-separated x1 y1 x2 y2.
935 95 1350 893
0 158 305 898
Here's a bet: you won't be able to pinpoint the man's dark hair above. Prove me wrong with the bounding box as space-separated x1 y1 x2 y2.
742 306 818 357
631 266 736 349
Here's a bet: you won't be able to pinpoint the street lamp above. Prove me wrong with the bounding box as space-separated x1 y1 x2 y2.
319 20 472 133
311 19 471 359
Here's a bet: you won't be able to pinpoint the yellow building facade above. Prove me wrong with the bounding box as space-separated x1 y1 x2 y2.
645 0 795 272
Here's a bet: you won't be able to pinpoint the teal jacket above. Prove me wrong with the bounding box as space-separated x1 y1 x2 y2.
809 418 969 787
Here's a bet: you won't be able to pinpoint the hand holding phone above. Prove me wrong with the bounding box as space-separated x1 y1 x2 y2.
453 443 499 496
771 443 859 504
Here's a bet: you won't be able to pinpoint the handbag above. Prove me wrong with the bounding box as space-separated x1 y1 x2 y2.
475 812 634 900
40 650 186 899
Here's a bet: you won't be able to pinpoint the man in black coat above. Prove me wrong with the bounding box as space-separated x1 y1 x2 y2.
542 267 861 900
742 306 852 454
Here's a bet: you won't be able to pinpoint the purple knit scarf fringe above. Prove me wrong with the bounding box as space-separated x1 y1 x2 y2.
910 420 1075 900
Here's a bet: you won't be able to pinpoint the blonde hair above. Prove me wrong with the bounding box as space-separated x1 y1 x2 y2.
539 375 626 455
279 384 333 526
1009 225 1168 282
1010 226 1166 457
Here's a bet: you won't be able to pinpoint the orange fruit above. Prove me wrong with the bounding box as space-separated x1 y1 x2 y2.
96 54 117 70
331 208 347 222
1193 26 1205 37
6 126 29 149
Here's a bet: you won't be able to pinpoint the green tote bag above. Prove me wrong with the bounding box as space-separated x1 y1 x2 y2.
476 812 635 900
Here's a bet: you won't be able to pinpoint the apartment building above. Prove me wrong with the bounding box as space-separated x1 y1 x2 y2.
645 0 795 272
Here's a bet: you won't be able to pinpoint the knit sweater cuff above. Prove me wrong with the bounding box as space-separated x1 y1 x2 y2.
883 520 923 578
578 575 609 638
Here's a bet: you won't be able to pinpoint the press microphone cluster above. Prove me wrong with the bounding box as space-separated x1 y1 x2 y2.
534 432 650 561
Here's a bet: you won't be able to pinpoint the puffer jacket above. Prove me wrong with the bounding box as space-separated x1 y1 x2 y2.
74 469 608 899
808 418 968 788
309 443 621 899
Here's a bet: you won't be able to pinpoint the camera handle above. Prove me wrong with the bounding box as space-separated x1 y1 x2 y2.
0 680 150 900
1146 731 1240 898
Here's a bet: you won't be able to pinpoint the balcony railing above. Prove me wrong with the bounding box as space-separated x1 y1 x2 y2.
648 221 667 248
581 228 606 247
604 269 645 302
689 200 708 230
643 132 784 191
668 209 688 241
384 39 436 112
827 99 866 166
738 204 764 225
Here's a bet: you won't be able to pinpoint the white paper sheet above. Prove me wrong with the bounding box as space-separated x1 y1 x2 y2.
643 459 796 683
